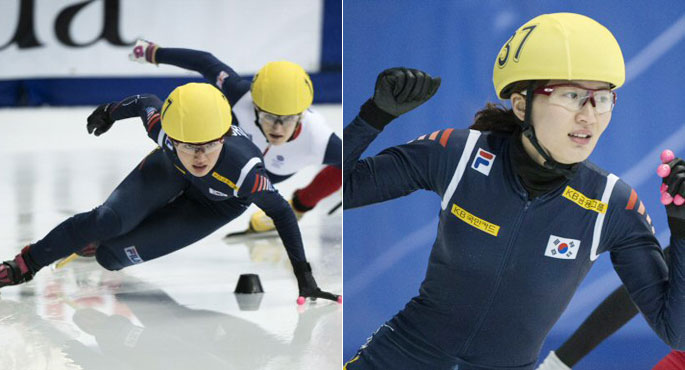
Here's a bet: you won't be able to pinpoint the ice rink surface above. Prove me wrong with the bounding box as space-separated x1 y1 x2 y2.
0 105 342 370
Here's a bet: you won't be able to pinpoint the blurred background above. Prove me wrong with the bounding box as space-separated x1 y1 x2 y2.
343 1 685 369
0 1 341 369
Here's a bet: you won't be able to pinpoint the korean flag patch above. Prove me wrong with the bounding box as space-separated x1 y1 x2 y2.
545 235 580 260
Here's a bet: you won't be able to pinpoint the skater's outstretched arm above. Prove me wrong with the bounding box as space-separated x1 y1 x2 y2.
129 40 250 105
240 162 340 303
86 93 165 144
247 179 305 263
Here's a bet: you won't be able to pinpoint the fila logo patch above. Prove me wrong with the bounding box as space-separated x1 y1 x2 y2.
209 188 228 197
471 148 496 176
545 235 580 260
124 246 143 264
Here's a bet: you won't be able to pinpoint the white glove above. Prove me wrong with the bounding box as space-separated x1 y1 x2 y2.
128 39 159 64
536 351 571 370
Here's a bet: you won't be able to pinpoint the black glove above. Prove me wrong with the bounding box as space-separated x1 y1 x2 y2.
87 103 115 136
293 261 340 303
664 158 685 238
360 67 441 130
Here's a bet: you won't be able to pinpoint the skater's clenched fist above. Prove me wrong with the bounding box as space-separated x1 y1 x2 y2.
359 67 441 130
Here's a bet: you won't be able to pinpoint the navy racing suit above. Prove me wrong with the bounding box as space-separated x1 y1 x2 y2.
343 115 685 370
28 94 306 270
154 47 341 183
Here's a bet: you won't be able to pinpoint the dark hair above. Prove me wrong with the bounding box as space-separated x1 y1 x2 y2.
469 102 522 134
469 80 548 133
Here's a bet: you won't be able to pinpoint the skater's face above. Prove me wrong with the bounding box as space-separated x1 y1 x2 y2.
256 107 302 146
173 138 224 177
511 80 614 165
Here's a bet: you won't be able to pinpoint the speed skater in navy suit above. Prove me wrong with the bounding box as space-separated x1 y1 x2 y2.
0 83 340 305
129 40 342 234
344 12 685 370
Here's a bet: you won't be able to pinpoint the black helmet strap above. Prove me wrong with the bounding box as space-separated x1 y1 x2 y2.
520 83 576 178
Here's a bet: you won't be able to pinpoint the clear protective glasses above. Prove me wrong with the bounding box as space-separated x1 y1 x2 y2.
173 139 223 155
256 108 302 129
532 84 617 114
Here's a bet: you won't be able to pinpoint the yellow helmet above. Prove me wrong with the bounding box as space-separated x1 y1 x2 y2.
493 13 625 99
161 83 232 143
251 61 314 115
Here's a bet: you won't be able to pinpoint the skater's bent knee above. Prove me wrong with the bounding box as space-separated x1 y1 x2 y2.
95 245 126 271
68 205 124 244
93 205 123 237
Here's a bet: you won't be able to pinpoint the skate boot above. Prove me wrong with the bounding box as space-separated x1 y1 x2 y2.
54 242 99 269
0 246 40 288
248 199 306 233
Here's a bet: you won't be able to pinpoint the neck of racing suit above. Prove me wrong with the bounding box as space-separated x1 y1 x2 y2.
509 131 579 199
